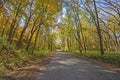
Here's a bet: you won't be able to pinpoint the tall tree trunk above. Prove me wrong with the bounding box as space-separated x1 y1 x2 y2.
8 4 21 43
1 17 9 37
16 0 33 49
67 37 70 51
74 34 83 53
74 4 87 53
1 27 5 37
16 15 32 49
26 23 38 50
93 0 104 55
32 26 41 54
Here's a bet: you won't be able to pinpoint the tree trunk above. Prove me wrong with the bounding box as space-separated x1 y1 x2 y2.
26 23 37 51
32 26 41 54
8 19 16 43
93 0 104 55
1 27 5 37
8 4 21 43
16 15 32 49
67 37 70 51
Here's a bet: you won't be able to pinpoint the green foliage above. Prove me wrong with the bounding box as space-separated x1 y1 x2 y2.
0 36 51 77
71 50 120 66
0 37 7 48
0 64 5 77
0 37 15 51
0 0 119 77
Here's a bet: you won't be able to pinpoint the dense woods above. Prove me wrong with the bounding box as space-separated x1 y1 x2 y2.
0 0 62 76
0 0 62 52
0 0 120 77
59 0 120 54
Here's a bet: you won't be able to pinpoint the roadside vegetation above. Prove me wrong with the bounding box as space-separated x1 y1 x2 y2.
0 0 62 77
57 0 120 68
0 0 120 78
0 36 51 77
71 50 120 67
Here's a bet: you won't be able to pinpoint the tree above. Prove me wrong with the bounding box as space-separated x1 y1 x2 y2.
93 0 104 55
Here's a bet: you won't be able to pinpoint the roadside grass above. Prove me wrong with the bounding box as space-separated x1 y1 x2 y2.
0 37 51 77
71 50 120 67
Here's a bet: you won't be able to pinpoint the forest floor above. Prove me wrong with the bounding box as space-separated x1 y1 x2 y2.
1 53 55 80
1 51 120 80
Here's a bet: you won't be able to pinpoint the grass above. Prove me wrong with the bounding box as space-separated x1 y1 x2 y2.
71 50 120 67
0 49 51 77
0 37 51 77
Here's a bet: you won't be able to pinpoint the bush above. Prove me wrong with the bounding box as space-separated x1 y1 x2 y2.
71 50 120 66
0 36 52 77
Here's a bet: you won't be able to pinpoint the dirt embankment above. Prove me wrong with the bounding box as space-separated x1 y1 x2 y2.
1 53 55 80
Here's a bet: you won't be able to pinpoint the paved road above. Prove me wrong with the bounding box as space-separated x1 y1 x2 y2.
37 52 120 80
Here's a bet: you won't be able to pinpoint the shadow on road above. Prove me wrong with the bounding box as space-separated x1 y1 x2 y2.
38 52 120 80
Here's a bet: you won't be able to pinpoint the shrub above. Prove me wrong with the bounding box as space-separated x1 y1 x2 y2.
71 50 120 66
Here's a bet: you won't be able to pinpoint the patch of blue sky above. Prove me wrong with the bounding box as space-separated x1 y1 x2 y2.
19 17 26 26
